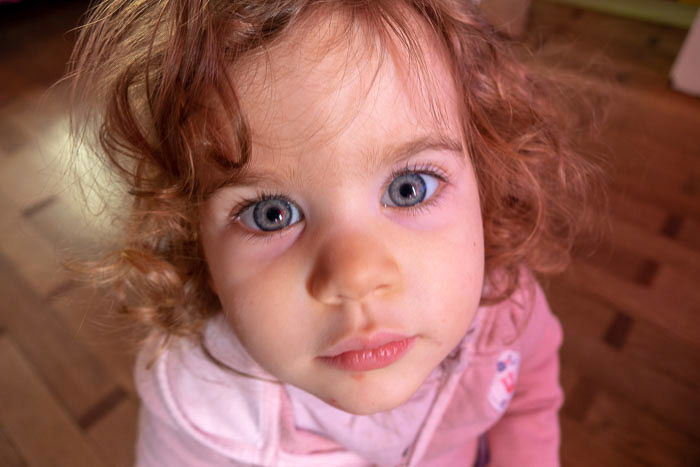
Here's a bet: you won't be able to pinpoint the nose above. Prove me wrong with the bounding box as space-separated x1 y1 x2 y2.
307 232 402 306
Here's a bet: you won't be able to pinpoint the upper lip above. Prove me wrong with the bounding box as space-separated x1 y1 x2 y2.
319 332 411 357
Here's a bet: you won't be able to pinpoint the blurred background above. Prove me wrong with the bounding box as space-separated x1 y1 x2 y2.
0 0 698 466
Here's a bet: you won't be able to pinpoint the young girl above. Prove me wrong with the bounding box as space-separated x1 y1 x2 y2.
70 0 599 465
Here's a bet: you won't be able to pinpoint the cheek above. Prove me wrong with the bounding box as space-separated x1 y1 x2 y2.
417 181 484 279
206 241 314 359
406 186 484 330
217 278 299 373
441 174 484 277
415 230 483 310
216 260 298 328
204 226 301 301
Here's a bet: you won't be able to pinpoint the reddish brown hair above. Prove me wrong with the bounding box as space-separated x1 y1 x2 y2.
69 0 603 339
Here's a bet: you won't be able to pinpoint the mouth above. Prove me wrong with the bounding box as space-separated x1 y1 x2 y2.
317 333 416 372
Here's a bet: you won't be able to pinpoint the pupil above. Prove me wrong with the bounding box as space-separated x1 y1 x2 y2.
399 183 416 198
253 198 295 231
266 207 283 223
386 173 426 207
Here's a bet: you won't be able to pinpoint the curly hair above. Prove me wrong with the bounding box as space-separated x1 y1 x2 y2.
68 0 603 341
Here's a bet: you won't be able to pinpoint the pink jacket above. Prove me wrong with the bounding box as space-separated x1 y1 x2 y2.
135 278 563 466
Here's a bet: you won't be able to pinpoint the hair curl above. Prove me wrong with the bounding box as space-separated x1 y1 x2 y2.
68 0 604 340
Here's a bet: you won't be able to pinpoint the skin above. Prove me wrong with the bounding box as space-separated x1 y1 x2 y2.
199 16 485 415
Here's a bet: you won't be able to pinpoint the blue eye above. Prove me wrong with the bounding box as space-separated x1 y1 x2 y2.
238 197 303 232
381 172 440 208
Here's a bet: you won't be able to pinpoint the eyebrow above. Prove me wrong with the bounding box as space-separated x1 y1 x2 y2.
370 136 463 173
217 135 463 191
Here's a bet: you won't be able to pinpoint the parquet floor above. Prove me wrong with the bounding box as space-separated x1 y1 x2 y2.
0 1 698 466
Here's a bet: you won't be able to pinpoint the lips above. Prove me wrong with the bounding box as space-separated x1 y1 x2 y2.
318 333 416 371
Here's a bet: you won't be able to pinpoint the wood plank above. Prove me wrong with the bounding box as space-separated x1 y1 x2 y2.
585 391 700 466
0 116 30 156
551 276 700 393
677 216 700 251
608 190 667 233
0 335 108 467
528 4 687 94
609 217 700 278
24 195 107 255
0 218 67 295
0 66 29 109
87 396 139 467
531 1 688 66
0 252 119 420
0 26 75 92
561 416 642 467
608 147 697 210
0 426 26 467
561 331 700 438
49 283 139 394
56 283 135 339
558 261 700 346
0 146 58 211
581 240 649 285
604 99 700 217
559 355 581 397
0 192 67 296
545 279 618 339
604 143 700 220
0 87 70 138
612 177 700 220
650 263 700 318
541 0 698 29
606 89 700 162
622 310 700 395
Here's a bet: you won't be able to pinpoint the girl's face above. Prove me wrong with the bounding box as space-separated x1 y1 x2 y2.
200 23 484 415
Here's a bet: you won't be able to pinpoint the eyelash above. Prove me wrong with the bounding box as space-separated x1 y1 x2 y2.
228 162 450 237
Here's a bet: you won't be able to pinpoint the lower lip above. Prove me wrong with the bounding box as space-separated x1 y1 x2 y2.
319 337 416 372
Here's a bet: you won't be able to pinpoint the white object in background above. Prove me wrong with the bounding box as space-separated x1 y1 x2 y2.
671 12 700 97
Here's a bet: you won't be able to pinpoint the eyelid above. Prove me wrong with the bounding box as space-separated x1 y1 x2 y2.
229 191 279 221
388 162 449 184
236 227 295 244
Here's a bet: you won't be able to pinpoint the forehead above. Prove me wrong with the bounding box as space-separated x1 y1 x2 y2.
229 9 462 178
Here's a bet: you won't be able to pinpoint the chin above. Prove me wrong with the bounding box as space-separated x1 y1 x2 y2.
325 374 425 415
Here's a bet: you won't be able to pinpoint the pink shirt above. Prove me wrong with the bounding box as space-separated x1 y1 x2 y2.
135 277 563 466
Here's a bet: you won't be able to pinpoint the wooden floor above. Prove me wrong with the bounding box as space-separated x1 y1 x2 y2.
0 1 698 466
